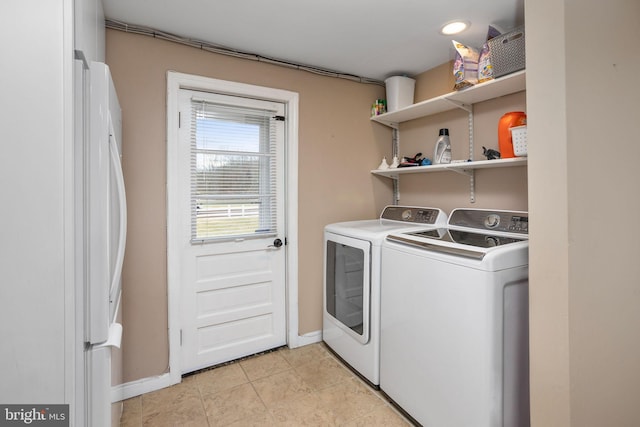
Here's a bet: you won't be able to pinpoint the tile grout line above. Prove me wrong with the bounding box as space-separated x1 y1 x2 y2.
193 375 212 427
240 355 279 424
121 343 415 426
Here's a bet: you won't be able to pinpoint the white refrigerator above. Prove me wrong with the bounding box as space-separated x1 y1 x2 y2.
1 3 120 425
85 61 127 427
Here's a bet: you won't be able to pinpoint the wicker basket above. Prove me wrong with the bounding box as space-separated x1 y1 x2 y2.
488 26 526 78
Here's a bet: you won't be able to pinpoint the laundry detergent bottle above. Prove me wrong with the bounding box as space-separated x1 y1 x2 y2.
433 128 451 164
498 111 527 158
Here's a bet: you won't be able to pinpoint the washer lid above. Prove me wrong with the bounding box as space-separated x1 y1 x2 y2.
409 228 527 249
384 208 529 264
385 231 529 267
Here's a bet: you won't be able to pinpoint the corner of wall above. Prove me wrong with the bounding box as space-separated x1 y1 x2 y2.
413 60 455 102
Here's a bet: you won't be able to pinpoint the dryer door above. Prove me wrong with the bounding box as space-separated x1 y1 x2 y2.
324 232 371 344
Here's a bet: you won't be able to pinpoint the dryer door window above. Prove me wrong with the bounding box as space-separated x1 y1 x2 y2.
325 237 370 344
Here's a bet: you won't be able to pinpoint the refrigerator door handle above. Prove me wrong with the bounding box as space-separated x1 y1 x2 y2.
109 119 127 301
94 323 123 349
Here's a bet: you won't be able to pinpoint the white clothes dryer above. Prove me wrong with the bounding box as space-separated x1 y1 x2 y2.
380 208 530 427
323 206 447 387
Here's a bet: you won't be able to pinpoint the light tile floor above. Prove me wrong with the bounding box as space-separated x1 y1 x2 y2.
119 342 414 426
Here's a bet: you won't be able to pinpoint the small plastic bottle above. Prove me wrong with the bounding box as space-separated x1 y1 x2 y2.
433 128 451 164
378 157 389 170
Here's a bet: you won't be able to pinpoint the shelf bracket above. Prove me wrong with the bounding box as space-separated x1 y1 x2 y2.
466 105 475 203
469 171 476 203
445 98 476 203
392 128 400 204
447 167 475 202
392 128 399 159
444 98 472 113
449 167 473 177
392 176 400 205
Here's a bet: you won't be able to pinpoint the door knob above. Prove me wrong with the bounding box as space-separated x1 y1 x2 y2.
269 238 283 248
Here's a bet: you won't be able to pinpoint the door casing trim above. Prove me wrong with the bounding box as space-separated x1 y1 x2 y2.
166 71 299 386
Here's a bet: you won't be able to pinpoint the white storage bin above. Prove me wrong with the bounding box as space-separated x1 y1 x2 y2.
510 125 527 156
385 76 415 112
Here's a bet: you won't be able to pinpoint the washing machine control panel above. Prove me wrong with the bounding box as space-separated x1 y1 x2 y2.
449 209 529 235
381 206 446 225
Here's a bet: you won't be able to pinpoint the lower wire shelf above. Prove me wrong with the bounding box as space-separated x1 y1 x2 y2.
371 157 527 179
371 157 527 203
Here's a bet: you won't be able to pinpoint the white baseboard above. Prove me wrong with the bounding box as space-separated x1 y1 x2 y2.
113 331 322 401
112 372 177 401
290 329 322 348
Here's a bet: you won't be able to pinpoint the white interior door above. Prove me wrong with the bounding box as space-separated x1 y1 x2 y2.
176 89 287 373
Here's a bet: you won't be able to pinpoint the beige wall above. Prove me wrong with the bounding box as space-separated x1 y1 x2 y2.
106 29 390 382
107 2 640 422
392 61 528 213
526 1 571 424
527 0 640 426
107 28 529 384
396 87 528 212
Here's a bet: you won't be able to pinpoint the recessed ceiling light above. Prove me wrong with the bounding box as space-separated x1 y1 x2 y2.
440 21 470 35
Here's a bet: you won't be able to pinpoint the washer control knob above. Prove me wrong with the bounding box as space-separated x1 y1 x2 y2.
484 214 501 229
485 236 500 247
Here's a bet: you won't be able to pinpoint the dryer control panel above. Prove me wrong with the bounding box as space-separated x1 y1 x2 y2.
380 206 446 225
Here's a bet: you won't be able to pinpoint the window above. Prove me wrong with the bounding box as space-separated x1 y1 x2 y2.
190 99 278 242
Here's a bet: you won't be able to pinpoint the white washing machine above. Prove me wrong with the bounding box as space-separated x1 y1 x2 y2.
380 208 530 427
323 205 447 387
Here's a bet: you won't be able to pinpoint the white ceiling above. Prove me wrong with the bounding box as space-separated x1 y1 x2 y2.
103 0 524 82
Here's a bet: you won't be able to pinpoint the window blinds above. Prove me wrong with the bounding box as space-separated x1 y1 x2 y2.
190 98 278 242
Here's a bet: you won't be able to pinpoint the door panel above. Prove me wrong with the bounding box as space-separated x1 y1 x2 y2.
177 89 286 373
324 233 371 345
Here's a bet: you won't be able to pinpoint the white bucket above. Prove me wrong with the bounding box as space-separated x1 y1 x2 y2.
385 76 415 112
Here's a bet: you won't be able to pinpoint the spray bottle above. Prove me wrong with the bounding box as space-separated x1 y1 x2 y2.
433 128 451 164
